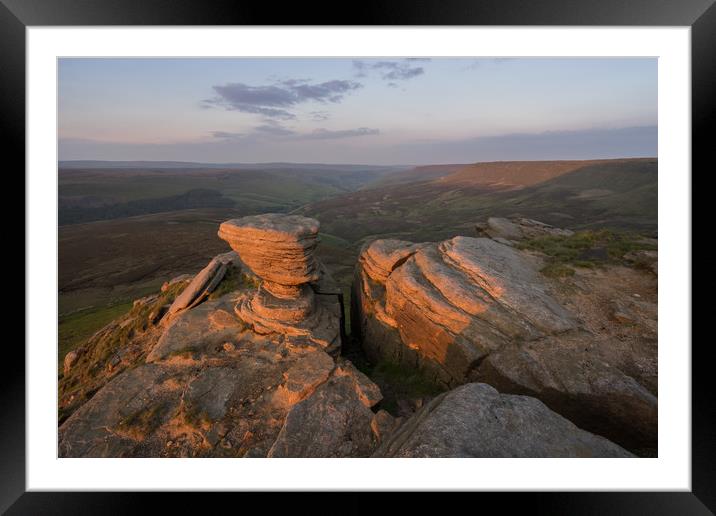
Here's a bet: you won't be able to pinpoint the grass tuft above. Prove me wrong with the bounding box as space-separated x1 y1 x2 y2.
517 229 657 277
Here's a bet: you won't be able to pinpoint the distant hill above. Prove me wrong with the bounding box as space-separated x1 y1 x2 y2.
439 160 613 188
298 158 658 244
368 164 467 187
59 160 406 173
59 188 236 225
58 165 405 225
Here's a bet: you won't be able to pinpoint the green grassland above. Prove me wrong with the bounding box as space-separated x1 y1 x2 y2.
59 301 133 368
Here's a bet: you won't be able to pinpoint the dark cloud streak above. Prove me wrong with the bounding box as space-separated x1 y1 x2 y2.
204 79 362 119
300 127 380 140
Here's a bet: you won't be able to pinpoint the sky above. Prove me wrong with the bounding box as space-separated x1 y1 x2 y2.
58 57 657 165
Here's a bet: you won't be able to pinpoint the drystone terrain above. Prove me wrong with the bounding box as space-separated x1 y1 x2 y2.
59 213 648 458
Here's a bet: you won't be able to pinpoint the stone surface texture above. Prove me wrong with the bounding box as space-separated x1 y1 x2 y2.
373 383 633 458
353 233 657 450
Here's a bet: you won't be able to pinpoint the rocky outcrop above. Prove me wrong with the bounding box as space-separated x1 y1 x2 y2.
353 234 657 450
59 215 379 458
373 383 633 458
59 212 651 458
59 298 384 457
218 214 340 355
476 216 574 242
354 236 576 387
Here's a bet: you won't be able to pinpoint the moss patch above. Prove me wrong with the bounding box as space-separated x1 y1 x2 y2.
208 267 258 300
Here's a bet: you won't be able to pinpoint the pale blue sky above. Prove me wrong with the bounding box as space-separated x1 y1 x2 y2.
58 57 657 164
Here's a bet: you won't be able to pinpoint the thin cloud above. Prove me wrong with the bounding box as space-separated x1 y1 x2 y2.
211 131 245 140
373 61 425 80
204 79 362 119
352 59 425 82
300 127 380 140
210 125 379 142
253 122 296 136
309 111 330 121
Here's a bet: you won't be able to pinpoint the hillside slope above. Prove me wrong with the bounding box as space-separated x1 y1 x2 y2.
299 158 657 247
440 159 613 187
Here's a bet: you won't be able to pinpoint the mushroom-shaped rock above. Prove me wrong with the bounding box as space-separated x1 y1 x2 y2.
218 214 320 295
218 214 340 355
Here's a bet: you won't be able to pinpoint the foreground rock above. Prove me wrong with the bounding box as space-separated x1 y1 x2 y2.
373 383 633 457
353 234 657 450
60 215 377 457
354 236 577 387
59 297 384 457
477 335 657 449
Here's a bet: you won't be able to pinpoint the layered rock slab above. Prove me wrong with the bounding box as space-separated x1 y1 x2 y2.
355 236 576 387
163 251 240 321
218 214 320 290
354 235 657 450
373 383 633 458
218 214 340 354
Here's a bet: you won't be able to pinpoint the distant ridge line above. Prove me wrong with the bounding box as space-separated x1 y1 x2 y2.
57 160 410 171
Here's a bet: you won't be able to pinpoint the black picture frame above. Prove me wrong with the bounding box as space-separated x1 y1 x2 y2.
5 0 708 513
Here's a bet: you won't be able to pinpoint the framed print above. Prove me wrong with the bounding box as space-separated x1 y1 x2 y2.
5 0 710 512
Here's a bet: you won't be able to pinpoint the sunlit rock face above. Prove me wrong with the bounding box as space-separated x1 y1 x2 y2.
354 236 576 387
353 235 657 450
219 214 320 289
219 214 340 355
